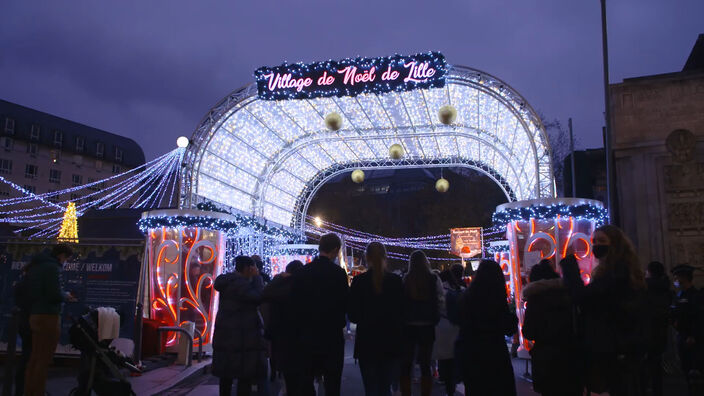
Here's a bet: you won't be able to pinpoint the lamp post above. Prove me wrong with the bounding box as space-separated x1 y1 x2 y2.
600 0 618 225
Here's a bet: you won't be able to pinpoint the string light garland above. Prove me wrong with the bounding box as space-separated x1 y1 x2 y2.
492 203 608 229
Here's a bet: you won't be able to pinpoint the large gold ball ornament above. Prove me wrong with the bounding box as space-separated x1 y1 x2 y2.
438 105 457 125
389 143 404 160
351 169 365 183
325 112 343 131
435 178 450 193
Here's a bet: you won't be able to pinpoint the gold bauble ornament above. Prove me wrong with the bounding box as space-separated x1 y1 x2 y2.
435 178 450 193
325 112 343 131
351 169 365 183
438 105 457 125
389 143 404 160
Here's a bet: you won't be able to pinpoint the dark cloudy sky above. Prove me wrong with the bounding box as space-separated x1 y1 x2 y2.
1 1 702 160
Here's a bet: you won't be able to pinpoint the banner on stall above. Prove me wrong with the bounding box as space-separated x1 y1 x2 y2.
450 227 483 258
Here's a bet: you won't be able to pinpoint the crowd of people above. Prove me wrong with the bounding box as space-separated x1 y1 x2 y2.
212 233 518 396
9 224 703 396
522 225 704 396
214 226 704 396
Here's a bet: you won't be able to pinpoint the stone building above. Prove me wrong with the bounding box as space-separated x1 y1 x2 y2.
610 34 704 276
0 99 145 213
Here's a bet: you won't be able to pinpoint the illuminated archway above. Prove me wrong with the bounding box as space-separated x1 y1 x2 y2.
181 64 555 231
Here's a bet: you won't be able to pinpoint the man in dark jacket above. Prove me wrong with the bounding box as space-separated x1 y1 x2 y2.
261 260 304 389
292 233 349 396
522 260 582 396
643 261 673 396
23 244 73 396
212 255 268 396
671 264 704 391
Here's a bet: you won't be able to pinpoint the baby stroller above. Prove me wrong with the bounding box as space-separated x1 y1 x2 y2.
68 310 141 396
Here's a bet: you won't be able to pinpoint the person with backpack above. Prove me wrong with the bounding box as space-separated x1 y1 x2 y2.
561 224 648 396
348 242 404 396
522 258 582 396
400 250 443 396
433 265 464 396
456 260 518 396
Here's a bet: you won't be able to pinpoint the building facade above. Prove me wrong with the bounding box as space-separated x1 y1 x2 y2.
0 99 145 205
610 34 704 276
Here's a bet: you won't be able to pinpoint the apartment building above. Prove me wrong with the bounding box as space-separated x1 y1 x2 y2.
0 99 145 205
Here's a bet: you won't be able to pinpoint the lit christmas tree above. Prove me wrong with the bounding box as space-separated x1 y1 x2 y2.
58 202 79 243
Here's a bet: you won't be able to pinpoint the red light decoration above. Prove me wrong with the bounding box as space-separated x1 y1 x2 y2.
148 226 224 348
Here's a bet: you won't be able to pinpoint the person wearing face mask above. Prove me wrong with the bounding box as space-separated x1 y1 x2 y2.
560 225 647 396
670 264 704 393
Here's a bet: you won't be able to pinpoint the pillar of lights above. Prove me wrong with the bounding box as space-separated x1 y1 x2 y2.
142 209 226 351
492 198 608 351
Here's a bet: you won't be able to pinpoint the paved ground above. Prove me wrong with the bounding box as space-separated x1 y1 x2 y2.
158 340 538 396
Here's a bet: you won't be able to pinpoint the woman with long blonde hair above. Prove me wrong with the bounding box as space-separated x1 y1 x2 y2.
348 242 404 396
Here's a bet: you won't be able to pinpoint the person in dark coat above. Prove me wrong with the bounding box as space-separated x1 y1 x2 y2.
292 233 349 396
561 224 648 396
522 258 581 396
456 259 517 396
212 255 268 396
434 267 464 396
642 261 673 396
671 263 704 393
348 242 404 396
12 264 34 396
261 260 304 390
400 250 442 396
24 244 74 396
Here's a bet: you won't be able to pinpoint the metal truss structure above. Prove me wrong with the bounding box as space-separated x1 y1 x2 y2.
181 65 556 231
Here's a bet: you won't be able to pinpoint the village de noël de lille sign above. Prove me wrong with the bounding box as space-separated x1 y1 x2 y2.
254 52 447 100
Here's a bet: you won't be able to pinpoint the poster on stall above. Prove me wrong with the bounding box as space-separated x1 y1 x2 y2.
450 227 483 258
0 245 141 354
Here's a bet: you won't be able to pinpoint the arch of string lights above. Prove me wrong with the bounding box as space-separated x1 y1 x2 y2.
0 148 184 238
181 64 555 231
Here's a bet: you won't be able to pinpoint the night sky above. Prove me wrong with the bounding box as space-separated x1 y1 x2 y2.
1 1 702 160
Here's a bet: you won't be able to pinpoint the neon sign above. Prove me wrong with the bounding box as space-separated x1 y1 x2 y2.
254 52 447 100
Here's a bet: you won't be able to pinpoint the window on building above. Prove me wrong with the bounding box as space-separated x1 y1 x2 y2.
112 164 122 174
70 193 80 201
49 169 61 184
24 164 38 179
27 142 38 155
96 142 104 158
115 147 123 163
0 158 12 174
53 130 63 147
30 124 40 140
95 160 103 171
23 185 36 194
0 187 9 197
2 137 13 151
75 136 85 152
4 118 15 135
72 174 83 186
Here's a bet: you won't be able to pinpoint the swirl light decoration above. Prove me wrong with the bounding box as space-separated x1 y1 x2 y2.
494 198 606 353
145 209 225 350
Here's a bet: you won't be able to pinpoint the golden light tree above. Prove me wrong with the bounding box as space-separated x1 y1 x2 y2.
58 202 79 243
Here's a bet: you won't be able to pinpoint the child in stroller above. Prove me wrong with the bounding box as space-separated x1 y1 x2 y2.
68 309 140 396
